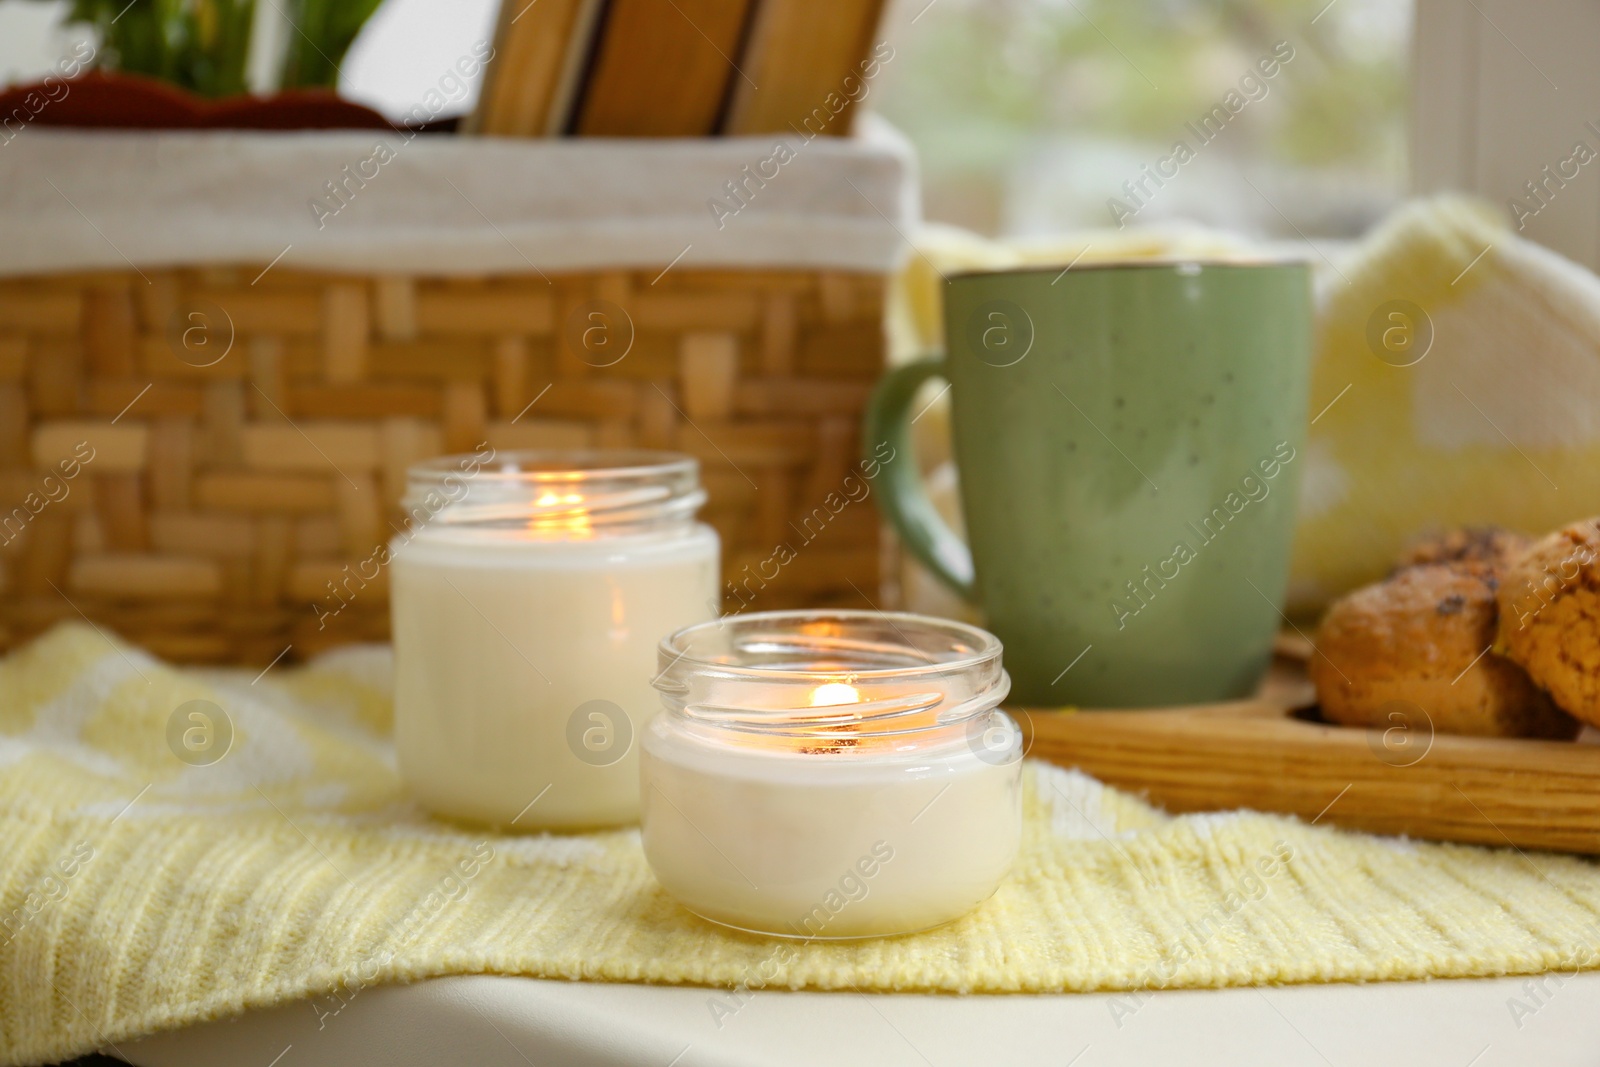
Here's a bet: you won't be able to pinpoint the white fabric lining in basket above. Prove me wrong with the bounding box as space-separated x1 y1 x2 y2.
0 115 916 277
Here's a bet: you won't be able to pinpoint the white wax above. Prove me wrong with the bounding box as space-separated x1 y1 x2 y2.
640 722 1022 938
393 524 718 830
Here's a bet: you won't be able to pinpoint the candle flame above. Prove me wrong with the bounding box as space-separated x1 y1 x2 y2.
809 682 860 708
528 490 592 536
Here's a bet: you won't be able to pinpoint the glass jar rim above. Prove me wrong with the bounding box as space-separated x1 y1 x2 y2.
656 609 1003 680
404 449 705 532
652 610 1012 749
408 449 698 482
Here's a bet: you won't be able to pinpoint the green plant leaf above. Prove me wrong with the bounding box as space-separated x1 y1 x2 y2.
278 0 386 90
44 0 383 99
51 0 256 98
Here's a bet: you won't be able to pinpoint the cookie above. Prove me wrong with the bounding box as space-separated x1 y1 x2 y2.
1496 518 1600 728
1313 563 1578 739
1395 526 1532 573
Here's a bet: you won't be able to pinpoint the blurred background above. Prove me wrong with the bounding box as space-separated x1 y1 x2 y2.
872 0 1408 238
0 0 1410 240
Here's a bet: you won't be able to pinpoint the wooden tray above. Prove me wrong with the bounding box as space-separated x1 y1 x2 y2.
1021 652 1600 854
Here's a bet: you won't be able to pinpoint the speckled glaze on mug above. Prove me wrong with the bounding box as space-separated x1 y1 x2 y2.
866 261 1311 707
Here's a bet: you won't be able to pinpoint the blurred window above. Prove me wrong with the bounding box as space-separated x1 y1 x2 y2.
870 0 1411 239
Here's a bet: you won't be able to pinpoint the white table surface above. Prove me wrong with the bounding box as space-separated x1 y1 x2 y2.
121 970 1600 1067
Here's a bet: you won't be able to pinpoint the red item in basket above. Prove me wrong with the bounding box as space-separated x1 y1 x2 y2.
0 70 401 131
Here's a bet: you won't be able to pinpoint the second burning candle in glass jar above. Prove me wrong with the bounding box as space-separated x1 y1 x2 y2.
391 450 719 831
642 610 1023 939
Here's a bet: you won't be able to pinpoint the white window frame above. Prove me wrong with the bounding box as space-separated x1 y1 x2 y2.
1412 0 1600 268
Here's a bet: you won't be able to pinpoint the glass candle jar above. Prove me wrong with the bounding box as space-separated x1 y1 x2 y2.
392 450 719 831
642 610 1022 939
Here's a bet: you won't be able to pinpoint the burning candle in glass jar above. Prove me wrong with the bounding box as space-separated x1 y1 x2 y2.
641 610 1022 939
391 450 719 830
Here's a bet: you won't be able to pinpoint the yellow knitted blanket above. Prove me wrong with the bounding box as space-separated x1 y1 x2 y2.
5 625 1600 1066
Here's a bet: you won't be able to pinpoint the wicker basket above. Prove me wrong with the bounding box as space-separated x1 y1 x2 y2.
0 265 888 664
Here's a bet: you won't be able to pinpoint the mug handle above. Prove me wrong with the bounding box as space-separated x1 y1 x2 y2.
863 357 977 602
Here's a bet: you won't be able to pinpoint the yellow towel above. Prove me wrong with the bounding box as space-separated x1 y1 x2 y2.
4 624 1600 1066
1290 195 1600 611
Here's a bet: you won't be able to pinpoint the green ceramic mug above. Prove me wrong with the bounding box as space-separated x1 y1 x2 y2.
865 261 1312 707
